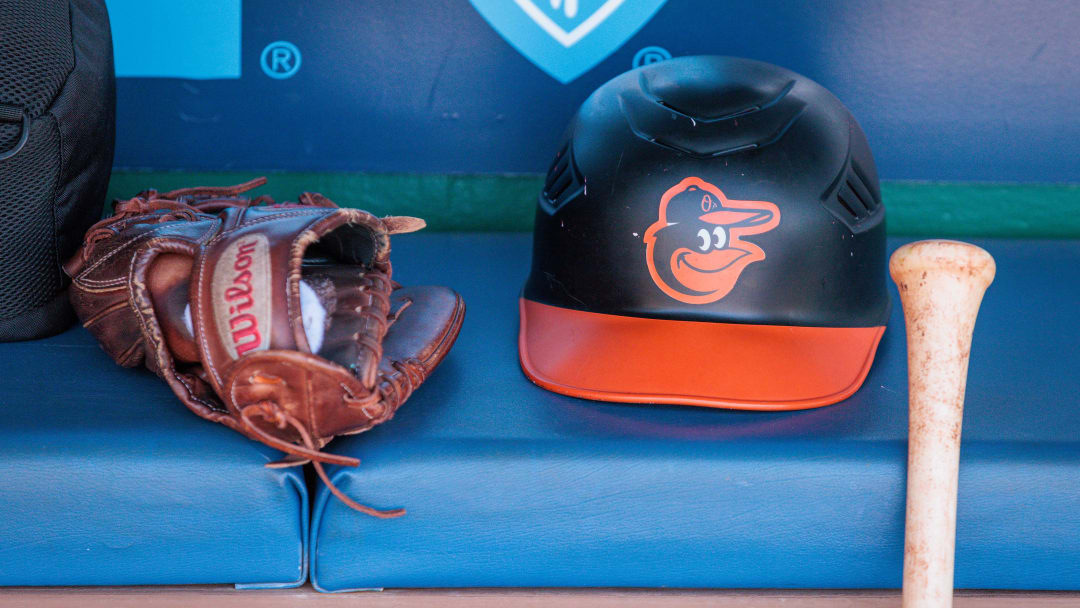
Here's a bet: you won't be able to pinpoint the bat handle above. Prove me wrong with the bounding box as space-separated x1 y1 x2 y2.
890 240 995 608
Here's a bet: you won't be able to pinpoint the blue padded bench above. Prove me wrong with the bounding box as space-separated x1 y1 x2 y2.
310 234 1080 592
0 329 308 587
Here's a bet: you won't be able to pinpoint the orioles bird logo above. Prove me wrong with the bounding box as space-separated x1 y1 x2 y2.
644 177 780 304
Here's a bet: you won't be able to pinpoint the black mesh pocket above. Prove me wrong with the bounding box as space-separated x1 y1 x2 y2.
0 0 78 332
0 117 63 321
0 1 72 152
0 1 73 115
0 0 112 339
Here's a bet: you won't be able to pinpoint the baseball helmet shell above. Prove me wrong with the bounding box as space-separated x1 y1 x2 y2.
519 56 889 410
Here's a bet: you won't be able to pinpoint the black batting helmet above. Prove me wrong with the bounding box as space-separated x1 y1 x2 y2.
519 56 889 410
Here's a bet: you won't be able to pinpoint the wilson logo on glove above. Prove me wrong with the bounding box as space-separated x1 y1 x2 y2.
644 177 780 304
212 235 272 359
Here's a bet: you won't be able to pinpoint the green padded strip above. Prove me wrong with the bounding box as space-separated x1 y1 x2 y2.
107 171 1080 237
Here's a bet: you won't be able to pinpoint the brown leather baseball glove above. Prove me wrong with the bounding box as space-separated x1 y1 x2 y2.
64 177 465 517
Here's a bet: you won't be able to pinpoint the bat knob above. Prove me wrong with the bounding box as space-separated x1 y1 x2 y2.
889 239 996 296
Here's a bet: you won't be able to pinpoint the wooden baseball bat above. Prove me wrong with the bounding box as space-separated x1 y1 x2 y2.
890 240 995 608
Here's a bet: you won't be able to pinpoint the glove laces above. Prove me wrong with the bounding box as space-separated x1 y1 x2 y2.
239 401 405 519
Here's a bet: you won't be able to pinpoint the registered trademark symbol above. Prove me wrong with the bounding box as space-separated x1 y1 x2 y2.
261 41 301 79
633 46 672 68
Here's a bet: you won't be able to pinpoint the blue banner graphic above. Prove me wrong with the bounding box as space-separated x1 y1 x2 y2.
105 0 1079 183
106 0 241 79
470 0 667 83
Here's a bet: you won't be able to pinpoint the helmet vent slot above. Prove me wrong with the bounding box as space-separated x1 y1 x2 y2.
846 165 878 212
836 193 860 219
841 183 869 217
542 142 584 212
822 158 882 232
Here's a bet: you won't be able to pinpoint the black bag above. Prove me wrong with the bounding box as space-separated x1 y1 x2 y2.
0 0 115 341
